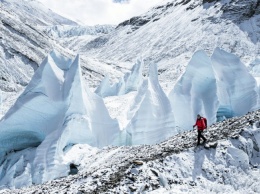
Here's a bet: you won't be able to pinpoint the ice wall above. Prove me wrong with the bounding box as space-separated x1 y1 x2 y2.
0 51 69 156
125 63 175 145
95 59 144 97
95 74 116 97
211 48 258 119
0 148 35 189
123 59 144 94
168 50 219 130
250 58 260 108
169 48 258 130
61 56 120 147
0 51 120 186
33 54 120 183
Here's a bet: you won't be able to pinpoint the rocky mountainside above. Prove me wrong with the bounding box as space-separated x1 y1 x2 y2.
0 0 73 92
42 25 116 53
95 0 260 62
1 110 259 193
53 0 259 90
0 0 78 26
0 0 125 95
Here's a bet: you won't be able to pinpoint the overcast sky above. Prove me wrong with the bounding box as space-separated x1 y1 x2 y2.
38 0 165 26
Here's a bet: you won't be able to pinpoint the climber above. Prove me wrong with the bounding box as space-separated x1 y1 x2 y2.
193 114 207 146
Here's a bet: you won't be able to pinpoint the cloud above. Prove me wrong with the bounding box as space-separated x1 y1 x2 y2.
113 0 130 3
38 0 165 26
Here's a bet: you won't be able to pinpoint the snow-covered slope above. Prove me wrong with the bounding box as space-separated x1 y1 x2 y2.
100 0 260 63
0 3 74 93
0 0 123 95
57 0 259 91
1 0 78 26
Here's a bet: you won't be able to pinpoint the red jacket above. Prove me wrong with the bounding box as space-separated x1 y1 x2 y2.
194 117 207 130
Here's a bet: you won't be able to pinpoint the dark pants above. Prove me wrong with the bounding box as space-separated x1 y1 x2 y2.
197 130 206 145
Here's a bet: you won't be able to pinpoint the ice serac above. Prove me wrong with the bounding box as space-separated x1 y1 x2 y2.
125 63 175 145
168 50 219 130
0 148 35 189
211 48 258 120
95 59 144 97
62 55 120 148
35 54 120 184
123 58 144 94
95 74 116 97
0 50 70 157
32 54 120 184
0 51 120 187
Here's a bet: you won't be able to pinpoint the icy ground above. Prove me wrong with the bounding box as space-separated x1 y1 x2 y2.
1 110 259 193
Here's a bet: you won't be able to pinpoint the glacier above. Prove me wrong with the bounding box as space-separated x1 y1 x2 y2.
95 58 144 97
0 51 120 188
124 63 176 145
169 48 258 130
0 48 258 151
168 50 219 131
43 25 115 38
0 51 70 158
211 48 258 120
0 47 259 189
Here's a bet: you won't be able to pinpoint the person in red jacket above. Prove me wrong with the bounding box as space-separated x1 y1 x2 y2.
193 114 207 145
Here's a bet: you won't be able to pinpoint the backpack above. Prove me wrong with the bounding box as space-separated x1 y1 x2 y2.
202 117 207 128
